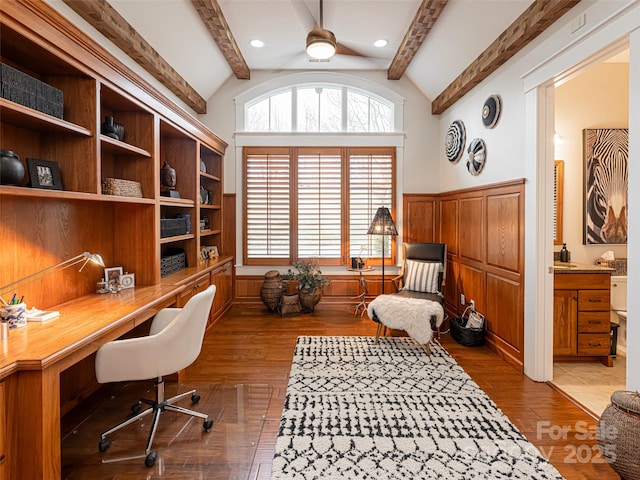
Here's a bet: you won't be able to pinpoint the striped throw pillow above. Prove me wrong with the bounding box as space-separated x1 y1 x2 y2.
404 260 441 293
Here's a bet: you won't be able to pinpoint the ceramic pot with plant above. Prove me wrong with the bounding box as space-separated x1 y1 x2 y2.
283 260 330 313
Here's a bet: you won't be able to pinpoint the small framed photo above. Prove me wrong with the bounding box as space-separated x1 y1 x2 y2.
27 158 63 190
200 246 219 261
104 267 124 283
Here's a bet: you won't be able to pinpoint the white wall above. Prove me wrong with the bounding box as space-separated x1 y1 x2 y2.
555 62 629 265
437 0 639 383
202 69 441 196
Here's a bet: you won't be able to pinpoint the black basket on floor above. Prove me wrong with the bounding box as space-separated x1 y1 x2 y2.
450 312 485 347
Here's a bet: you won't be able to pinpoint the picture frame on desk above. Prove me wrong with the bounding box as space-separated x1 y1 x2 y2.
104 266 123 282
27 158 63 190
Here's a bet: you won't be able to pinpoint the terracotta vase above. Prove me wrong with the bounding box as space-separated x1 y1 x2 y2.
299 288 321 313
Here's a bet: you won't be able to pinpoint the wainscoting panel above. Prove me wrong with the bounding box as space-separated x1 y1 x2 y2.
486 192 521 273
405 179 525 370
459 196 484 263
439 199 458 256
402 195 437 243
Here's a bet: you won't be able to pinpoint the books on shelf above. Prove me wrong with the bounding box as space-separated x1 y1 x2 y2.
26 308 60 322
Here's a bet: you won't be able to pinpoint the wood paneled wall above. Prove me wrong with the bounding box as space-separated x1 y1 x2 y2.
232 180 525 370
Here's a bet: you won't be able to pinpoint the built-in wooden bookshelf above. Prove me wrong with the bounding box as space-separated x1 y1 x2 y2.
0 0 228 310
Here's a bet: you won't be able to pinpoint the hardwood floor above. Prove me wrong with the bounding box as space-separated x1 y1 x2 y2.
61 305 619 479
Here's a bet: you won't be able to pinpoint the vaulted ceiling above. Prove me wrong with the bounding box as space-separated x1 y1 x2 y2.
56 0 581 115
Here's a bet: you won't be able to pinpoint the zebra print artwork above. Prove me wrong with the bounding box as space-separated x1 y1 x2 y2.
584 128 628 244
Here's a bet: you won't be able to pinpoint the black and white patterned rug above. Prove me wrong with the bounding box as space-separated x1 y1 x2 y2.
271 336 564 479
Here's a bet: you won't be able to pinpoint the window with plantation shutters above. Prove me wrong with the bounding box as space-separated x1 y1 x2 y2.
349 151 394 259
243 147 395 265
297 150 342 258
244 149 291 262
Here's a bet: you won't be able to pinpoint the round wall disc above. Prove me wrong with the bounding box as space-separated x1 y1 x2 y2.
445 120 466 163
466 138 486 176
482 95 501 128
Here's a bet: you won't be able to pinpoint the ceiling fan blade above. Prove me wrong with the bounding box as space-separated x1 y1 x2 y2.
291 0 318 32
336 42 366 57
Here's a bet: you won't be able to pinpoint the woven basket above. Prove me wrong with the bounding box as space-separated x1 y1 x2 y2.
597 390 640 479
260 270 283 312
102 177 142 198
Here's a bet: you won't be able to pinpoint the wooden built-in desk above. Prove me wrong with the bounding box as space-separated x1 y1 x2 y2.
0 284 185 480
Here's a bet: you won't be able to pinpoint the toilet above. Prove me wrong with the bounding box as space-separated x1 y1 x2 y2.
610 276 627 355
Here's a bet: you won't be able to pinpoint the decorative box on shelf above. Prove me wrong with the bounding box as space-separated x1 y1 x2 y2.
1 63 63 118
160 218 188 238
161 249 186 277
101 177 143 198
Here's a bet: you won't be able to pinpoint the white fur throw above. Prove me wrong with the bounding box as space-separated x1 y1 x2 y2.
368 294 444 345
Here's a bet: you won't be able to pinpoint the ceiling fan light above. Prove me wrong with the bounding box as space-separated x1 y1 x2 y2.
306 29 337 60
307 40 335 59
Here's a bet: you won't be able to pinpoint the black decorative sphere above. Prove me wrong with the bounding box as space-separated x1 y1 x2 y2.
0 150 25 186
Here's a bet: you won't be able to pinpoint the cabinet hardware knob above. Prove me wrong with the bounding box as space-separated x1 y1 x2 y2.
588 320 600 324
588 299 601 302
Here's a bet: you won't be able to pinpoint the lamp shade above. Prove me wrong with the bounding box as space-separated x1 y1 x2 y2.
306 28 336 60
367 207 397 236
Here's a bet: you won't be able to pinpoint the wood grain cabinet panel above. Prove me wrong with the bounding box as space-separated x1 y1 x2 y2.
459 197 484 263
403 195 436 243
486 192 520 272
0 381 5 479
486 274 521 352
554 272 612 362
439 199 458 255
553 289 577 355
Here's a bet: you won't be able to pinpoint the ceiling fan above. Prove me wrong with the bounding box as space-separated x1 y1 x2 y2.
302 0 365 61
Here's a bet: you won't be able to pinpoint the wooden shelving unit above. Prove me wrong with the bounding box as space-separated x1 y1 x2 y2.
0 0 228 309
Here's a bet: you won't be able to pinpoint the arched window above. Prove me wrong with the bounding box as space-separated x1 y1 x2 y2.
245 84 395 133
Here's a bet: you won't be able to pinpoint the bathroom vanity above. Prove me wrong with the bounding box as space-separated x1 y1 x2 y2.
553 263 615 366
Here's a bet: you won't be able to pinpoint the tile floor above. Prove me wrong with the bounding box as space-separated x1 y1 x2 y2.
552 354 627 416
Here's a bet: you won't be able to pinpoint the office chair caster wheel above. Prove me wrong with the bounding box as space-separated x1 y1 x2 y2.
98 438 111 452
131 402 142 414
191 393 201 404
203 419 213 432
145 451 157 467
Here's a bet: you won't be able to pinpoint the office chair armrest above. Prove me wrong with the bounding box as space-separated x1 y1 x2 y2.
150 308 181 335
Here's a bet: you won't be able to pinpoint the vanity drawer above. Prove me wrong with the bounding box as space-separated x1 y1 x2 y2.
578 290 609 311
578 312 610 333
578 333 610 355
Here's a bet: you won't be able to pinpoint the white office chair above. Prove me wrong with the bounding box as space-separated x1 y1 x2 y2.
95 285 216 467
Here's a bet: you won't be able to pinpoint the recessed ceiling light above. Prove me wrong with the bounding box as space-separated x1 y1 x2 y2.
373 39 388 48
250 39 264 48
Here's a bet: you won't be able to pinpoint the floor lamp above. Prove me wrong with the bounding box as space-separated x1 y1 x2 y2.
367 206 397 294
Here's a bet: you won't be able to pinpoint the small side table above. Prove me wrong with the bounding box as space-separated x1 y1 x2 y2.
347 266 374 317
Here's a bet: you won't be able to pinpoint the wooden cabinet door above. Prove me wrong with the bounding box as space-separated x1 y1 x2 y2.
211 260 233 324
177 273 211 307
0 381 6 480
553 289 577 355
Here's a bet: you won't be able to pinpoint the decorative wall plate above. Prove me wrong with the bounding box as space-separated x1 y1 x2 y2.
482 95 501 128
445 120 466 163
466 138 486 176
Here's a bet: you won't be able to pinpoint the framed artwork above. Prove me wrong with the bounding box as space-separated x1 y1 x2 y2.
27 158 63 190
584 128 628 244
104 266 124 283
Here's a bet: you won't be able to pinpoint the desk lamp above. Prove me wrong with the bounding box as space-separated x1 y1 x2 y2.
367 207 397 294
0 252 105 306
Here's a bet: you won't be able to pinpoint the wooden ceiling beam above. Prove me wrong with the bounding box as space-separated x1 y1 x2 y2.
388 0 449 81
61 0 207 114
191 0 250 80
432 0 581 115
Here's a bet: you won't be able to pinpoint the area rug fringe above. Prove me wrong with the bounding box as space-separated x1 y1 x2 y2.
271 336 564 480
